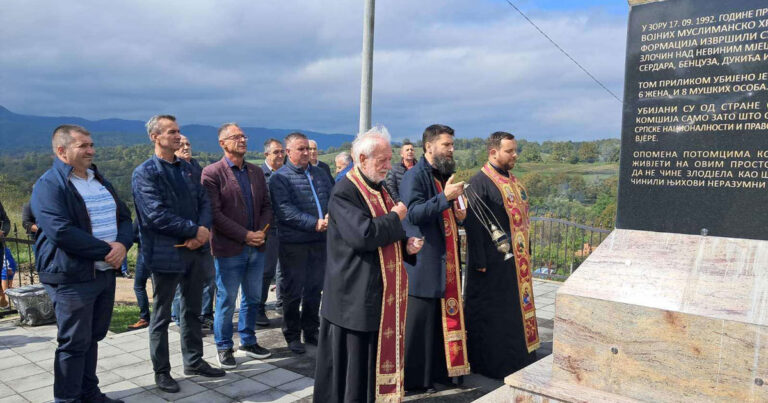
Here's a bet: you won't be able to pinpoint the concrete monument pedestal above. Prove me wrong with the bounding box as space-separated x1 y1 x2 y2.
502 229 768 402
488 0 768 399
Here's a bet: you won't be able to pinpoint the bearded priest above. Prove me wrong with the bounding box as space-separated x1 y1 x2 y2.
464 131 540 379
313 125 423 403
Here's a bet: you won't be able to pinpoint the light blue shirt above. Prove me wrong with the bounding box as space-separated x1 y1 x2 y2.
306 169 324 218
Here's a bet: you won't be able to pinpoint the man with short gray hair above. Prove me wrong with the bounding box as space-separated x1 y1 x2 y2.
133 114 223 393
334 151 353 182
257 138 286 323
202 123 273 368
32 124 133 403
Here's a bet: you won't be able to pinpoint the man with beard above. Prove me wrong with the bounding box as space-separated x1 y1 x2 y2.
314 126 423 402
464 131 539 378
385 140 416 202
400 124 469 393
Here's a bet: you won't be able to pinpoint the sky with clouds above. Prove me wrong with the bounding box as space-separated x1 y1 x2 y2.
0 0 630 141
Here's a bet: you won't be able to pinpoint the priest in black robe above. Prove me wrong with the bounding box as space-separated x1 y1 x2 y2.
314 126 422 403
464 131 539 379
400 124 470 393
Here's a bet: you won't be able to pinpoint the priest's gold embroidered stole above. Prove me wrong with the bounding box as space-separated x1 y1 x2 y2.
433 179 471 377
347 169 408 401
481 163 540 353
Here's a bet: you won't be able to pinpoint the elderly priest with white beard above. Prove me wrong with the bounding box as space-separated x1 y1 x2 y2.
313 126 424 403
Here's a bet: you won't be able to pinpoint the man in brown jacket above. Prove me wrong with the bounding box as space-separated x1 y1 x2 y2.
201 123 273 369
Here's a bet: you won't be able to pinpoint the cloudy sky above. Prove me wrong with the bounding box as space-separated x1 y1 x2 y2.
0 0 629 141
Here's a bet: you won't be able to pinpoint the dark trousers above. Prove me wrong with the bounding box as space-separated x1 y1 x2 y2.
278 241 325 343
149 252 207 374
313 317 377 403
404 296 448 390
44 270 116 403
258 228 280 312
133 254 151 322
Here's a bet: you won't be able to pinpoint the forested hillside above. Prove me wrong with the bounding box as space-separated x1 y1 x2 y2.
0 138 619 236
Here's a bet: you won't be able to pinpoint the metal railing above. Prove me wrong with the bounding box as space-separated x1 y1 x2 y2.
529 215 611 281
459 211 613 282
1 223 37 288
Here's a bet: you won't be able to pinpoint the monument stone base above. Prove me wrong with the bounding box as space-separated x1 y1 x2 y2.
499 229 768 402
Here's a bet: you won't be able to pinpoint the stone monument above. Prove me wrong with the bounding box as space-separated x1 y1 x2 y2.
497 0 768 401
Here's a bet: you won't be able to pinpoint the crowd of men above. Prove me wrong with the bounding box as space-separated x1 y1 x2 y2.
26 117 538 403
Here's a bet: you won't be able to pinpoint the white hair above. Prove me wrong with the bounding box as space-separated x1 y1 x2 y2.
335 151 352 164
351 125 391 165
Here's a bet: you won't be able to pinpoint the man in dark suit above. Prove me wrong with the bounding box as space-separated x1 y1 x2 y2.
256 138 285 325
201 123 273 369
308 139 334 182
400 124 469 392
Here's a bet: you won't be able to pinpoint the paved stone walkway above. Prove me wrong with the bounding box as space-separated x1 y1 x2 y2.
0 279 561 403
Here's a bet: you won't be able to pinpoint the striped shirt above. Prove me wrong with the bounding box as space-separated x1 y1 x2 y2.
70 169 117 271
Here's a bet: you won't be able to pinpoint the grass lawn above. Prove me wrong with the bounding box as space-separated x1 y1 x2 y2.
110 303 142 334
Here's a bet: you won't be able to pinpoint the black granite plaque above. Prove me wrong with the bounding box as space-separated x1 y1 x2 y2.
616 0 768 240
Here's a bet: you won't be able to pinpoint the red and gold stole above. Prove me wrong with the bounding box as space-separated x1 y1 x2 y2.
481 163 540 353
347 169 408 402
433 179 471 377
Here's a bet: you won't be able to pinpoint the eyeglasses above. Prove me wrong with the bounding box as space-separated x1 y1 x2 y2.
223 135 248 142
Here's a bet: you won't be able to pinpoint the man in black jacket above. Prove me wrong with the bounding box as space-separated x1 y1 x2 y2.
400 124 469 392
385 140 416 202
313 126 422 402
31 125 133 403
256 138 286 325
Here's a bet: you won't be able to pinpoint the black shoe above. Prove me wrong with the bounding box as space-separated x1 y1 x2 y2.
304 335 318 346
83 392 124 403
217 348 237 369
201 316 214 330
155 372 180 393
184 360 226 377
239 342 271 359
288 340 306 354
254 309 270 326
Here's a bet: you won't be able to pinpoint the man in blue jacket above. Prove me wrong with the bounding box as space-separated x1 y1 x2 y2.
31 124 133 403
400 124 468 392
132 115 224 393
268 132 333 354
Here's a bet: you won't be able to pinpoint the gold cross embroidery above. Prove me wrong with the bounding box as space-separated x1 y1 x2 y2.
450 343 462 356
385 261 397 273
382 360 394 372
384 327 394 339
387 295 395 306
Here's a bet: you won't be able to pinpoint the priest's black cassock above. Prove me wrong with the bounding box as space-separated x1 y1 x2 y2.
463 164 536 379
313 169 412 403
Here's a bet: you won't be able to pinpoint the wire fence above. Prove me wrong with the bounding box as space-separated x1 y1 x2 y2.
1 223 37 287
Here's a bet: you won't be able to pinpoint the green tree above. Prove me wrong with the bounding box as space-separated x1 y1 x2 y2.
577 142 599 163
